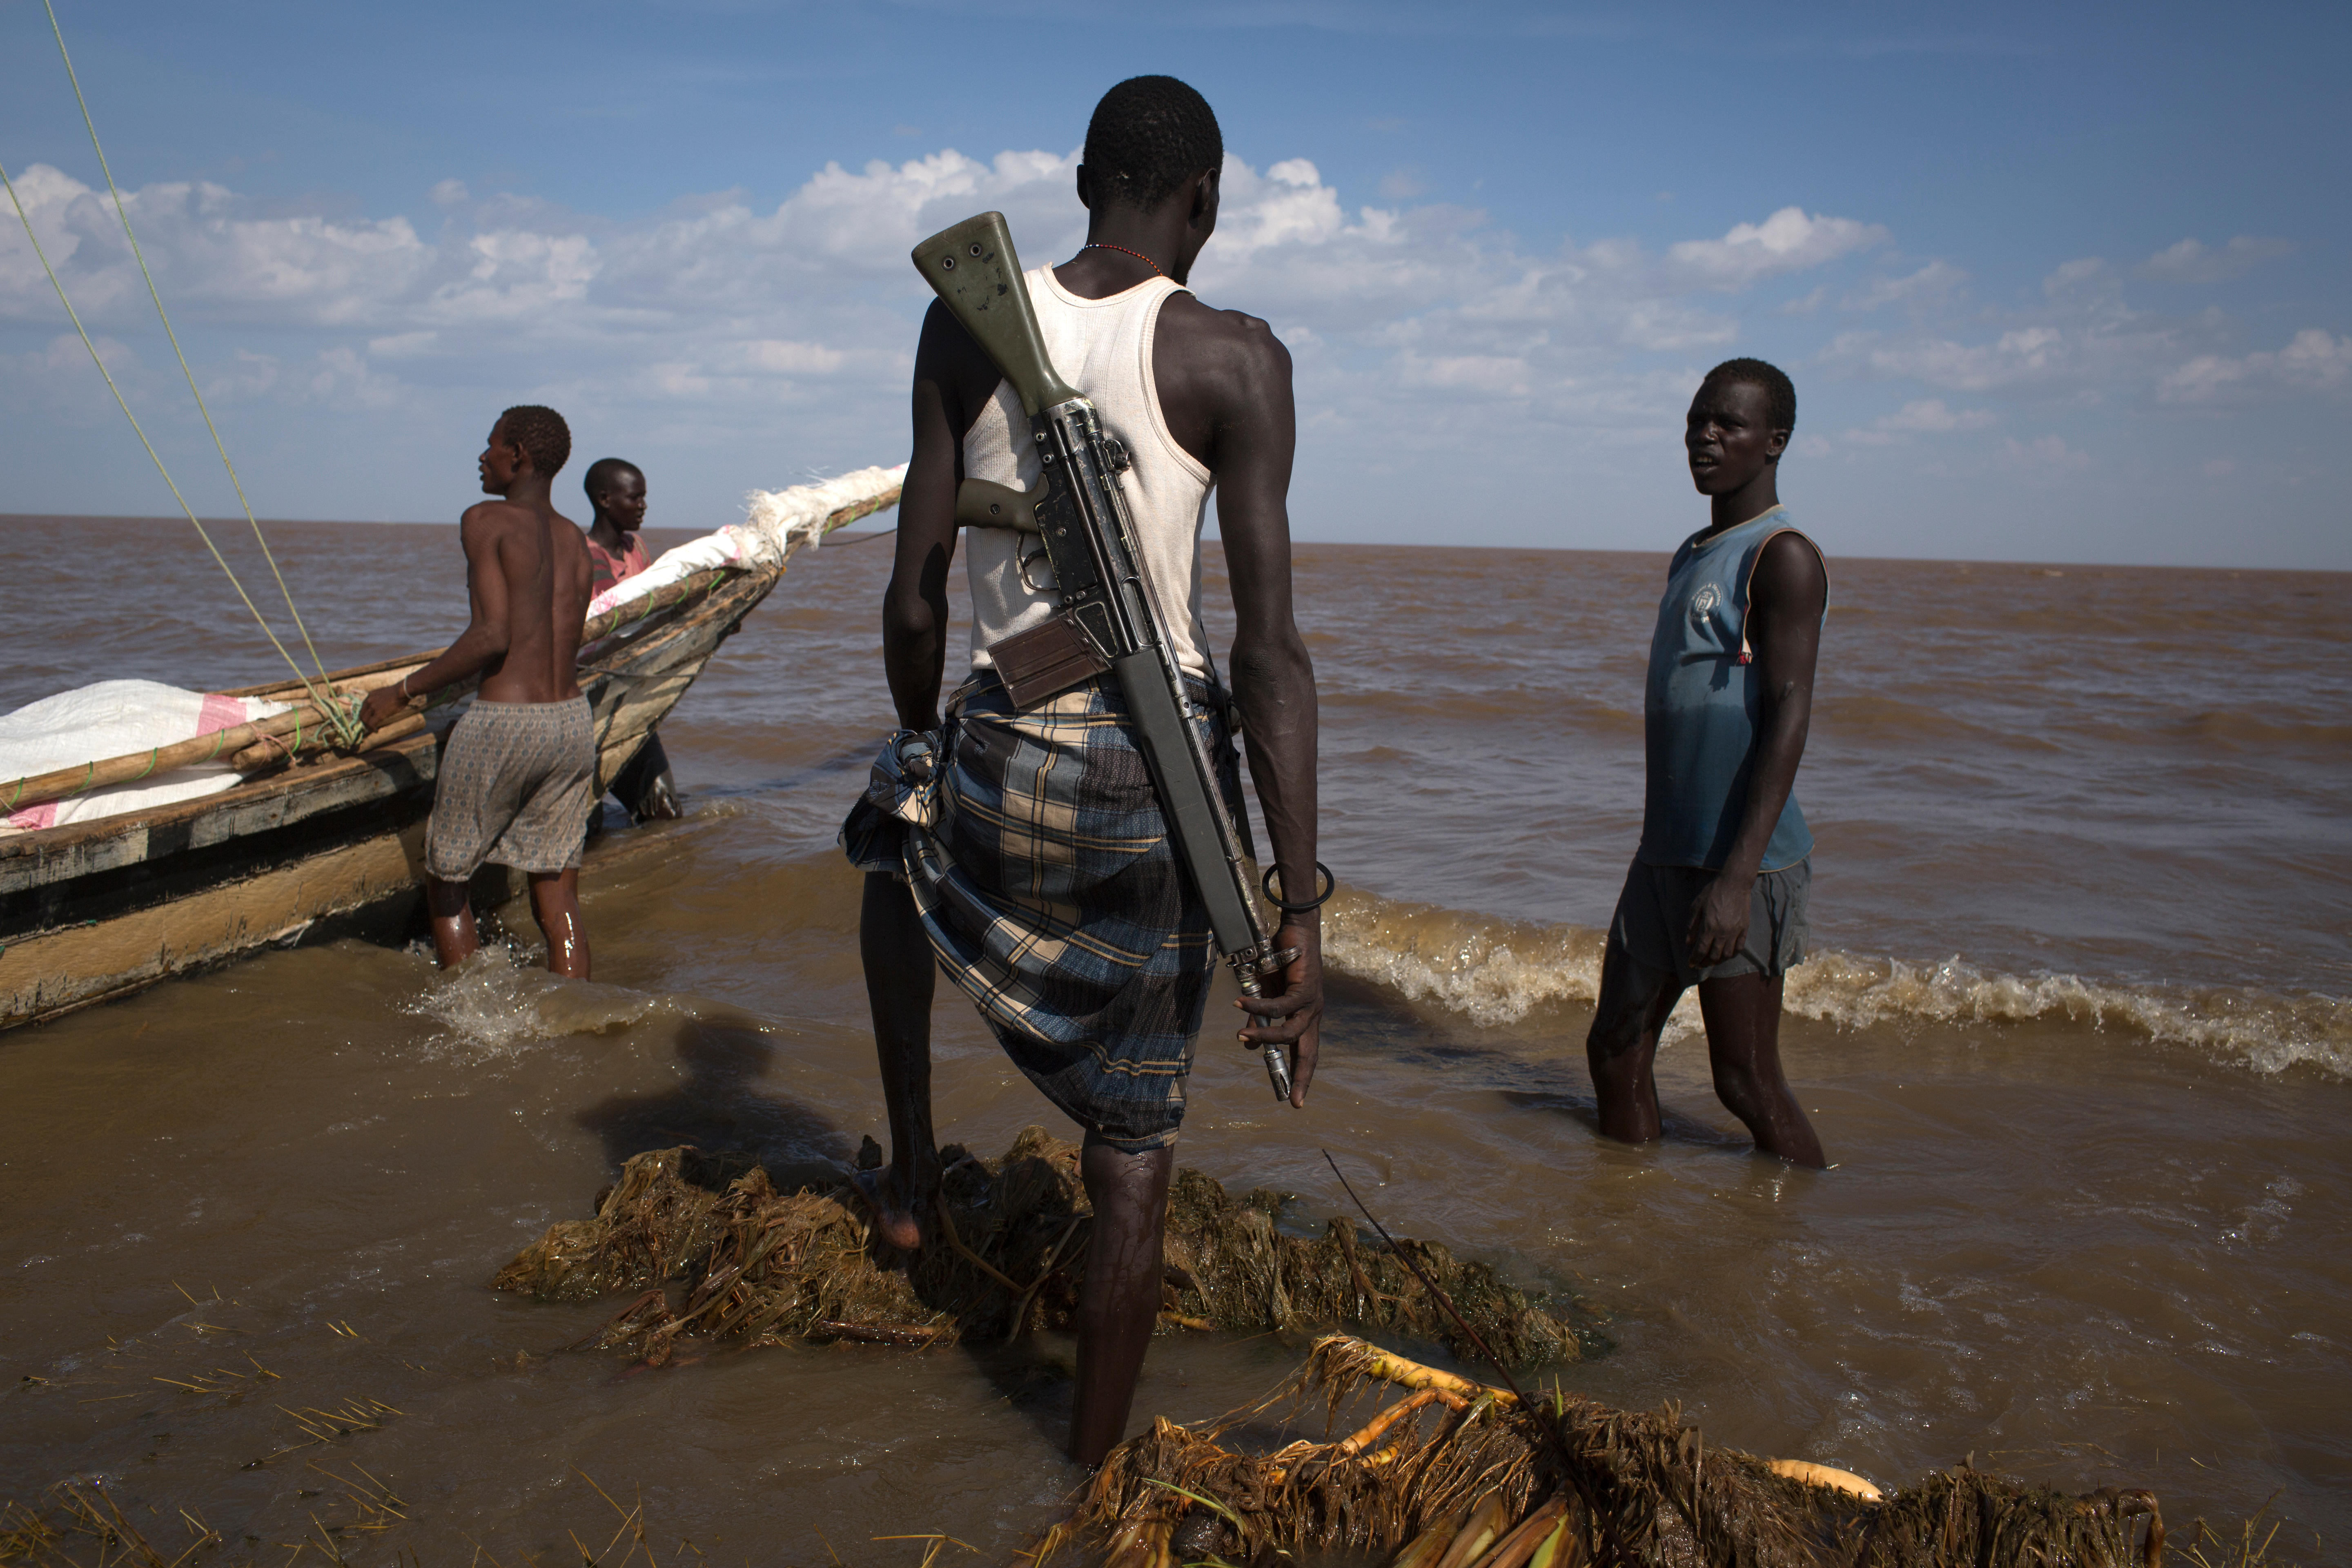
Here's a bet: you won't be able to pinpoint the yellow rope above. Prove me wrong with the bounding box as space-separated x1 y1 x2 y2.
40 0 341 711
0 159 361 748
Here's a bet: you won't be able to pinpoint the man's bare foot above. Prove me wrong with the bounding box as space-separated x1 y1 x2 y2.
847 1166 925 1250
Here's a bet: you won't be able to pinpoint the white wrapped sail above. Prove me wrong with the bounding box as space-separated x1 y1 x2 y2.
1 681 292 833
585 463 907 622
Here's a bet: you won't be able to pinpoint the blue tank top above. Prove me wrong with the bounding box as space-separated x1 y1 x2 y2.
1636 507 1825 872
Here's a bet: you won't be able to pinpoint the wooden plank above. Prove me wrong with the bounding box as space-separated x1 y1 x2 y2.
0 728 439 899
218 649 439 701
0 820 430 1027
0 780 718 1031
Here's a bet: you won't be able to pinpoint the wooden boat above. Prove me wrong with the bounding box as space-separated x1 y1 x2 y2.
0 478 898 1030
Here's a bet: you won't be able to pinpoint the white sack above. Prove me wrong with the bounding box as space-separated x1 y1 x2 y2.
1 680 290 834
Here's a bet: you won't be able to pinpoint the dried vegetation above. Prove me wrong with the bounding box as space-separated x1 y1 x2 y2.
492 1128 1585 1366
1036 1334 2180 1568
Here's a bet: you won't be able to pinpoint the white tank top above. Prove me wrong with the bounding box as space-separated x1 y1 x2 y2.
962 267 1216 679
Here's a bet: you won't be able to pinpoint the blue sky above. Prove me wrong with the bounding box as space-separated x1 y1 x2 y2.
3 0 2346 567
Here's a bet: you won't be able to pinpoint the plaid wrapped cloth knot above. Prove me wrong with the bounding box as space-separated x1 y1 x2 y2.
843 671 1249 1152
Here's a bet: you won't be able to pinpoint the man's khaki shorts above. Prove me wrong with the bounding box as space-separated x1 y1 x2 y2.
1605 855 1811 991
424 696 595 880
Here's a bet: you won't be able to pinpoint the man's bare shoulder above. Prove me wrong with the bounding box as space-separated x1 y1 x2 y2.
1754 527 1828 612
543 507 589 549
1163 292 1291 371
459 498 536 537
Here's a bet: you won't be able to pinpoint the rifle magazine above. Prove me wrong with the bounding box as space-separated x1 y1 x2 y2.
986 612 1112 710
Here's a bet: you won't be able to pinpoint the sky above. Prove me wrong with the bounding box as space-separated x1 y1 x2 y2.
2 0 2347 568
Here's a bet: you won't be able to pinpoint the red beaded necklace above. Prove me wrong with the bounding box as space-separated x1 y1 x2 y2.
1082 242 1165 278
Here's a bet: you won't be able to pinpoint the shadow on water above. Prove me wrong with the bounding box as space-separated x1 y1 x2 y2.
574 1016 850 1187
568 1016 1091 1451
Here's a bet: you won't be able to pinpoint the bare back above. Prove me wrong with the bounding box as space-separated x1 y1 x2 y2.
463 499 595 704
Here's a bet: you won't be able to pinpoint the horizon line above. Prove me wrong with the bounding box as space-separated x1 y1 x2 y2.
1 512 2341 578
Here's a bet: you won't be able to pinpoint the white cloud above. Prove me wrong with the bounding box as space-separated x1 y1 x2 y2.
367 330 437 356
0 156 1891 416
739 339 850 374
2157 328 2352 405
1377 166 1428 200
0 331 156 418
0 152 1924 526
204 348 280 402
304 345 400 410
1880 397 1996 433
1833 396 1997 447
1821 324 2075 392
0 165 430 325
2137 236 2294 285
1664 206 1887 290
2000 434 2093 472
2042 257 2106 296
1844 259 1966 312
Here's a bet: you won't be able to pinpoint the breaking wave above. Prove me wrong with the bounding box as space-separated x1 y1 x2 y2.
1320 885 2352 1079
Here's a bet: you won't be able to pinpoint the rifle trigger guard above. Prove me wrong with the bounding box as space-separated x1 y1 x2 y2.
1016 541 1056 596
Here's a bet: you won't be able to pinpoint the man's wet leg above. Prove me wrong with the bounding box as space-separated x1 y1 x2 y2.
425 875 480 969
857 872 936 1250
528 869 591 979
1695 972 1825 1167
1070 1137 1176 1468
1586 940 1682 1144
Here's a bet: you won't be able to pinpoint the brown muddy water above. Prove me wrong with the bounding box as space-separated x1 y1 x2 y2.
2 514 2348 1560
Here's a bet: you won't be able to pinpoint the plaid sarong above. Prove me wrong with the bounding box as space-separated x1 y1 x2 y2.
842 671 1248 1152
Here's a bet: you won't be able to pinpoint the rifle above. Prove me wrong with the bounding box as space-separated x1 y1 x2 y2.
911 210 1307 1102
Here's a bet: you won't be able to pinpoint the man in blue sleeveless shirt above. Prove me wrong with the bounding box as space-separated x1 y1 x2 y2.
1586 359 1830 1167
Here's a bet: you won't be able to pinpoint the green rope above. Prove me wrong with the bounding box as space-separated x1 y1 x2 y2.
0 156 353 742
41 0 344 730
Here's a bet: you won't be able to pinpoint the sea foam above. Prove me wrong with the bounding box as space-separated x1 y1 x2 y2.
1320 883 2352 1078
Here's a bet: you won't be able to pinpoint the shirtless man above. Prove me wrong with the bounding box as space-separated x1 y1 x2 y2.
359 405 598 979
579 457 680 826
1584 360 1829 1167
842 76 1322 1466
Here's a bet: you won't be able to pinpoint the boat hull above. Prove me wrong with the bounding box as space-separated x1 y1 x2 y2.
0 568 780 1029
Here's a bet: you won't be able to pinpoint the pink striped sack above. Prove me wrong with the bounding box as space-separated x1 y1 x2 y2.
0 680 291 833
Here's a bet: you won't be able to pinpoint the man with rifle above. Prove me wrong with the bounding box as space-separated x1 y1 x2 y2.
841 75 1323 1466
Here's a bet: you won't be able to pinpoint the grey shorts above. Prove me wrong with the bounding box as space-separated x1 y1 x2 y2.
425 697 596 880
1606 855 1811 991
